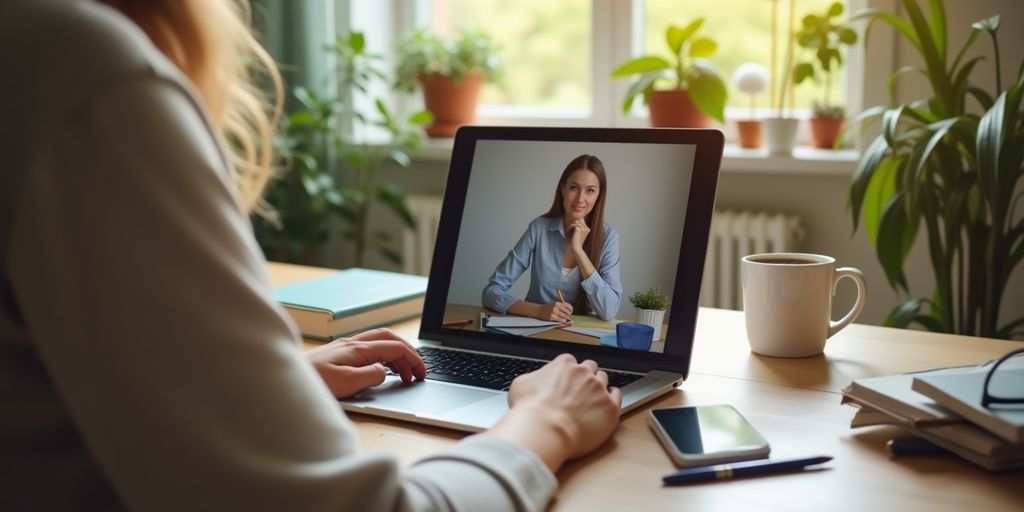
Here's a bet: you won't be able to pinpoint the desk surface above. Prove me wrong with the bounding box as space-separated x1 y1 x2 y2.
269 263 1024 511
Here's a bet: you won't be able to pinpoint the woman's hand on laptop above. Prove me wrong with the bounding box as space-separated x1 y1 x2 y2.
306 328 426 398
484 353 622 473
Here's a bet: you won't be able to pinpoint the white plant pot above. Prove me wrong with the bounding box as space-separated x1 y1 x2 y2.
763 117 800 155
635 309 666 341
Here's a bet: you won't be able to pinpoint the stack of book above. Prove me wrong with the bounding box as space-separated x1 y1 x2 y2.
841 361 1024 471
275 268 428 341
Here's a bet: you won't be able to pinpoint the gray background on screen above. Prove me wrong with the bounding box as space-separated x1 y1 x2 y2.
446 139 696 318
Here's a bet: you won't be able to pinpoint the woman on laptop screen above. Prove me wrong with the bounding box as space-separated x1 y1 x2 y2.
482 154 624 322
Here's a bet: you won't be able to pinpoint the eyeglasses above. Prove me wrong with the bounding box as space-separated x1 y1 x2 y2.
981 348 1024 408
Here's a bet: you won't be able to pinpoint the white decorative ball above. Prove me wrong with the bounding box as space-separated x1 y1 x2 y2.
733 63 769 94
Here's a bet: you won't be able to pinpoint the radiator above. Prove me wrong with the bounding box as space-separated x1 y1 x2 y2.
699 210 805 310
401 195 444 276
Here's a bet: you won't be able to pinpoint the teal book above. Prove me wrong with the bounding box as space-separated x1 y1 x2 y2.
275 268 428 341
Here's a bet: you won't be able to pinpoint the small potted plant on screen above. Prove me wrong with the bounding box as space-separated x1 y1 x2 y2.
628 287 671 341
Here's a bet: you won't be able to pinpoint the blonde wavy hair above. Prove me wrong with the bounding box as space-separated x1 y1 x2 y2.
105 0 282 212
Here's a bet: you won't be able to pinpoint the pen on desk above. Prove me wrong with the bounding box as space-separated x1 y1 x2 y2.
442 319 473 328
661 456 833 485
556 289 566 303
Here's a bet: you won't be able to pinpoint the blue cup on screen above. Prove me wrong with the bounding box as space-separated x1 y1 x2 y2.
616 322 654 351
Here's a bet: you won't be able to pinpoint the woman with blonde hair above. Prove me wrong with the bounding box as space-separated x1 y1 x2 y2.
0 1 620 509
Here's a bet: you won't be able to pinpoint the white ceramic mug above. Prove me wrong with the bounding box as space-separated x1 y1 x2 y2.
741 253 867 358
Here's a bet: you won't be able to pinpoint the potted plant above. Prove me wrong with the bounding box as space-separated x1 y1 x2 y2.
254 32 431 267
612 18 727 127
848 1 1024 339
764 0 800 155
793 1 857 149
732 63 770 149
395 29 502 138
628 287 671 341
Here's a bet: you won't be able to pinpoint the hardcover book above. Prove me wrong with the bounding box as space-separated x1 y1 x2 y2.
275 268 428 341
912 368 1024 444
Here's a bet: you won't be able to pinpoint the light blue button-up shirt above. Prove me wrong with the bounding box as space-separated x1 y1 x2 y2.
482 216 623 320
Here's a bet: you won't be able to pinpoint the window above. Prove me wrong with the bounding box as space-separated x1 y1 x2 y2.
432 0 592 116
353 0 861 132
644 0 846 113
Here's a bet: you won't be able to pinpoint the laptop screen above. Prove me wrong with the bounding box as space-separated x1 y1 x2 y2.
420 127 722 375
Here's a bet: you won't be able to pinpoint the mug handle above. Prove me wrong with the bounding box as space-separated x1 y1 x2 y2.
828 267 867 338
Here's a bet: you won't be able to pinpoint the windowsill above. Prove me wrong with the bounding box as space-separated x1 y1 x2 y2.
411 137 860 176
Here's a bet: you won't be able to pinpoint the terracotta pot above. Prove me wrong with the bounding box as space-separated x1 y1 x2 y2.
736 120 763 149
418 72 484 138
647 90 712 128
809 116 845 149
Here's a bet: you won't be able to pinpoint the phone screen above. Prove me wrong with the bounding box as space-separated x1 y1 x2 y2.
651 404 767 455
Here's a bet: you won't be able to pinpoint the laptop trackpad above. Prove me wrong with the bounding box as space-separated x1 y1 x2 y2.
344 377 500 415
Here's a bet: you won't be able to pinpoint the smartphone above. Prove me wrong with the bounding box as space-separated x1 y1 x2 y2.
649 404 770 467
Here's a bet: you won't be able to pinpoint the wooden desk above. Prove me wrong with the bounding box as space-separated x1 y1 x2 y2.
269 263 1024 511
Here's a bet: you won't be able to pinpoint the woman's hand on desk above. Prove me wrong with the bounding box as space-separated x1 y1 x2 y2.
306 328 426 398
509 300 573 322
484 354 622 473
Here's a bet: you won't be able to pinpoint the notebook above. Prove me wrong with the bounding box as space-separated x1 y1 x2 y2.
339 126 724 432
912 367 1024 443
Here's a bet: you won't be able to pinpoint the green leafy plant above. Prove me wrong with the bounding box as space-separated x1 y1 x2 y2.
611 18 727 123
394 28 503 91
628 287 671 311
253 32 432 267
847 1 1024 339
793 1 858 118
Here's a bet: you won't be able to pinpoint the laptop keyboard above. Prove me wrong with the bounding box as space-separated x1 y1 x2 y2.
416 346 643 392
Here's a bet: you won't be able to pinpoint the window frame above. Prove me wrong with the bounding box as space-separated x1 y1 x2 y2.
346 0 885 148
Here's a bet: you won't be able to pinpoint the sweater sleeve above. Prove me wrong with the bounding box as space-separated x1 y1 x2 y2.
481 224 536 313
7 72 555 511
580 225 623 320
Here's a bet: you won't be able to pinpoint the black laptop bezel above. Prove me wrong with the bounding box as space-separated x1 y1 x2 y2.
419 126 723 377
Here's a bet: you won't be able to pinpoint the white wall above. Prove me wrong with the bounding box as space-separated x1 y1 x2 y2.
446 140 694 319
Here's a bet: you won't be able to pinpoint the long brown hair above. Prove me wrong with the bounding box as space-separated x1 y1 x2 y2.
542 154 608 315
104 0 282 213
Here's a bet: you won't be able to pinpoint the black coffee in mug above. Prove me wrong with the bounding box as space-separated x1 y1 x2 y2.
749 257 817 265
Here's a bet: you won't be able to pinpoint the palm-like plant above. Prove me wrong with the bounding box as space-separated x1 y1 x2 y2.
847 0 1024 339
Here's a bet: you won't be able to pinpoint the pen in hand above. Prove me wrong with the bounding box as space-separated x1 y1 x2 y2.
662 456 833 485
556 289 566 303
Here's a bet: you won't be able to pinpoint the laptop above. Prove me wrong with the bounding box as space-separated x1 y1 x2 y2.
340 126 723 432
